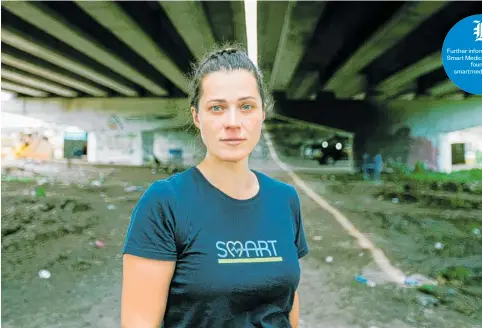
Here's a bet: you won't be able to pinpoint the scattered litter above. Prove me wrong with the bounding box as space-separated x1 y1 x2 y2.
124 185 145 193
335 200 343 206
377 195 384 201
36 186 46 197
404 277 421 287
404 274 437 287
95 240 105 248
472 228 481 236
37 178 49 186
434 242 444 250
312 235 322 241
325 256 334 263
392 197 399 204
90 180 102 187
359 252 364 257
448 288 457 296
416 295 438 307
355 275 376 287
151 169 157 175
107 204 116 210
100 193 106 198
38 269 51 279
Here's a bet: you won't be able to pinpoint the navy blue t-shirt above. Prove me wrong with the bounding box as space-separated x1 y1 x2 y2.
123 166 309 328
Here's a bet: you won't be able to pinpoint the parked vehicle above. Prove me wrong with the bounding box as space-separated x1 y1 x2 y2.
309 135 350 165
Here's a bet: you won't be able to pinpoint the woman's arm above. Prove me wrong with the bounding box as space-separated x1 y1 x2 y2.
121 254 176 328
289 290 300 328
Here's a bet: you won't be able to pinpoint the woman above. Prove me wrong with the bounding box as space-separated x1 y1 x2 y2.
122 47 309 328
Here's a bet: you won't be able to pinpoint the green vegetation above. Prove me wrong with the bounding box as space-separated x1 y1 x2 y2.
405 169 482 184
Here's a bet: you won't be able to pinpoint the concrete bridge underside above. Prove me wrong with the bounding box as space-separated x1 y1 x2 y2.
2 1 482 171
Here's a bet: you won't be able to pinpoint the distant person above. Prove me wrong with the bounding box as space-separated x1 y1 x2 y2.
374 153 383 182
362 152 370 180
122 47 309 328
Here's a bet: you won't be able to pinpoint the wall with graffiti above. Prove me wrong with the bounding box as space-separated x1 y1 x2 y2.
87 131 143 165
152 129 205 166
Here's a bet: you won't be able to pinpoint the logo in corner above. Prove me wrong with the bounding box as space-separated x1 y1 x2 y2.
474 20 482 42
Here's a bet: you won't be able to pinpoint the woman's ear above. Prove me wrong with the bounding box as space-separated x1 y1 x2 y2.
191 106 200 129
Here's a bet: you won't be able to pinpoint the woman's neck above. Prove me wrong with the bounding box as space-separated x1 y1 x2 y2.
196 155 259 200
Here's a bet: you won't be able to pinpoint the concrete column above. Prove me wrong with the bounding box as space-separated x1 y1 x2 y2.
437 132 451 173
87 132 97 163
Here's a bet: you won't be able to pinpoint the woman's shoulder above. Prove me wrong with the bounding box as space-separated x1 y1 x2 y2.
145 167 198 199
254 169 298 197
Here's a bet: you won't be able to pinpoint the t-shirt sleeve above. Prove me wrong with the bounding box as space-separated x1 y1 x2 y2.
290 186 309 259
122 180 178 261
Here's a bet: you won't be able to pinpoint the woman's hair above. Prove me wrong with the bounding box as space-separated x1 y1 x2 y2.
188 45 273 113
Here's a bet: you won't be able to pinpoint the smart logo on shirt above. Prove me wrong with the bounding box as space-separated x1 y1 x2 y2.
215 240 282 264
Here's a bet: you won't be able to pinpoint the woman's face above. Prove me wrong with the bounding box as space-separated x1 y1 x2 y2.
192 69 265 163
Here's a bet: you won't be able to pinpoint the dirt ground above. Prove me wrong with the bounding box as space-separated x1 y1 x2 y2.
1 160 481 328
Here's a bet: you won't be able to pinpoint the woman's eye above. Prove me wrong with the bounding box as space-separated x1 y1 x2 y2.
210 105 222 112
241 104 253 111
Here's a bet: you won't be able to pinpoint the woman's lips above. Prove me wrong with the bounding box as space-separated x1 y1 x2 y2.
221 138 246 145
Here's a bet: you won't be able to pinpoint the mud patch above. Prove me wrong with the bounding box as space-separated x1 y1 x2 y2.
1 192 98 278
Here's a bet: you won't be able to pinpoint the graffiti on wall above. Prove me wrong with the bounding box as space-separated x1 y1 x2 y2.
97 132 138 157
378 126 438 170
407 136 438 170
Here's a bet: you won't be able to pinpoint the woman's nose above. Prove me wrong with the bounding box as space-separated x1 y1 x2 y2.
225 107 241 127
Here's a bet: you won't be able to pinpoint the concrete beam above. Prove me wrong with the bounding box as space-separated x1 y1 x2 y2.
334 74 367 99
2 97 191 131
158 1 215 60
383 97 482 135
269 1 326 91
1 27 137 96
396 92 416 101
287 71 319 99
258 1 290 85
2 97 189 116
324 2 447 97
1 67 78 97
440 92 465 101
231 1 247 48
428 80 460 97
2 2 166 95
376 51 442 96
1 81 48 97
1 53 107 96
77 1 189 94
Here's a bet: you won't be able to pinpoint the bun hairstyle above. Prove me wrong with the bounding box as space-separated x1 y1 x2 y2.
188 46 273 113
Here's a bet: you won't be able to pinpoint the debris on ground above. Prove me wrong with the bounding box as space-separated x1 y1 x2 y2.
318 168 482 320
434 242 444 250
38 269 51 279
90 180 102 187
404 274 438 287
355 275 376 287
124 185 145 193
416 294 439 307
